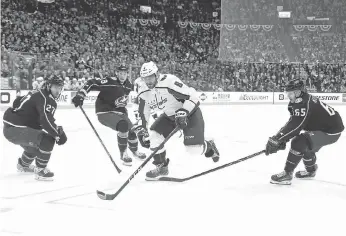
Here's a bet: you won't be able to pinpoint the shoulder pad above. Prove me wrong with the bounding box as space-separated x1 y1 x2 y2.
311 95 318 103
158 74 181 86
160 75 168 81
134 77 142 85
294 97 303 103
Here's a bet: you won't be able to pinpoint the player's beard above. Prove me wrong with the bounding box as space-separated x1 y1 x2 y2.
143 74 157 89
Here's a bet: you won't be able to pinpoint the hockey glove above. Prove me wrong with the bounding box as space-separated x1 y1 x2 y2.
175 109 189 129
72 93 85 107
265 136 286 156
114 95 128 108
56 126 67 145
131 125 150 149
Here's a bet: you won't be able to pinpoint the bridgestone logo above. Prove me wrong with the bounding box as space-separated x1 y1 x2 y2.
240 94 269 100
315 96 339 101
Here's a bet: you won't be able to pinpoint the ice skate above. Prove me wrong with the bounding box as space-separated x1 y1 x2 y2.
17 158 35 174
121 151 132 166
131 150 146 161
295 164 318 179
146 159 169 181
206 140 220 163
270 170 293 185
34 167 54 181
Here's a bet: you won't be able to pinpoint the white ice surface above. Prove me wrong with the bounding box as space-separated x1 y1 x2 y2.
1 105 346 236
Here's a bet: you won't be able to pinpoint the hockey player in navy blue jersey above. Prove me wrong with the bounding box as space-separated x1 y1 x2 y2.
3 76 67 181
72 65 146 166
265 79 344 185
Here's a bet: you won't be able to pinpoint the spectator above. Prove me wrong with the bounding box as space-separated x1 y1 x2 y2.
1 0 345 92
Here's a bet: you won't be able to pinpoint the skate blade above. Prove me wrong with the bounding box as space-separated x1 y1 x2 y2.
145 177 160 181
145 175 169 181
122 161 132 166
17 170 35 174
145 177 159 181
296 176 315 180
270 180 291 185
133 155 146 161
35 176 54 181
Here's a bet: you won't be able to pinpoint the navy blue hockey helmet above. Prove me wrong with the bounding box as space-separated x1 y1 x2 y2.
285 79 304 92
43 75 64 99
118 64 128 71
42 75 63 89
49 75 64 86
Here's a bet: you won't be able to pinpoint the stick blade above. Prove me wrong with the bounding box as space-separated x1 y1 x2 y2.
96 190 114 200
156 176 185 182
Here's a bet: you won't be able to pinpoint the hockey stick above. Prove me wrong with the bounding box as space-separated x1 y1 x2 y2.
79 106 122 174
157 150 265 182
96 126 180 200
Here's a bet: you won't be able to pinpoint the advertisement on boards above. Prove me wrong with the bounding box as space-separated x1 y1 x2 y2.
238 93 272 103
212 92 232 103
275 92 342 104
0 90 18 107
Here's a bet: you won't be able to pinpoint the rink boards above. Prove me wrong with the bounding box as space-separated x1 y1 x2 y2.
1 90 346 108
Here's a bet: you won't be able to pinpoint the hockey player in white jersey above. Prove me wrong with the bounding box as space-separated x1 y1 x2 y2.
133 61 220 180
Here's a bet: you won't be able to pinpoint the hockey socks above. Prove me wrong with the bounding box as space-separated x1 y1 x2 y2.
36 150 52 169
152 150 167 165
127 131 138 153
302 152 317 172
117 132 128 154
284 149 303 173
20 151 35 167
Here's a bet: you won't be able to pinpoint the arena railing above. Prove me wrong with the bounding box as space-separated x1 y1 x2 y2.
1 51 345 92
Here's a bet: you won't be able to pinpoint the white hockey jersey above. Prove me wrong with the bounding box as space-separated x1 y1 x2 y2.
134 74 199 127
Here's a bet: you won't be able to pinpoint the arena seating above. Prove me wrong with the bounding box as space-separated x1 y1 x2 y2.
1 0 345 91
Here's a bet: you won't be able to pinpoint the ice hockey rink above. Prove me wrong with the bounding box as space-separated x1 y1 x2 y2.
1 104 346 236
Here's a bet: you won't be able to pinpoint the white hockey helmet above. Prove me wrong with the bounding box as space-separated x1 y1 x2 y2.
140 61 158 78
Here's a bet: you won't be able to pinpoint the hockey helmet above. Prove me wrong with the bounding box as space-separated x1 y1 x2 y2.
285 79 304 92
118 64 128 71
140 61 158 78
49 75 64 86
45 75 64 99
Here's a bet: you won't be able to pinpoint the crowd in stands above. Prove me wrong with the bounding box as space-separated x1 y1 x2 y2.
1 0 345 92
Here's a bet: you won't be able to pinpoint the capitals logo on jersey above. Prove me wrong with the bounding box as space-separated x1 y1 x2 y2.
148 93 167 110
